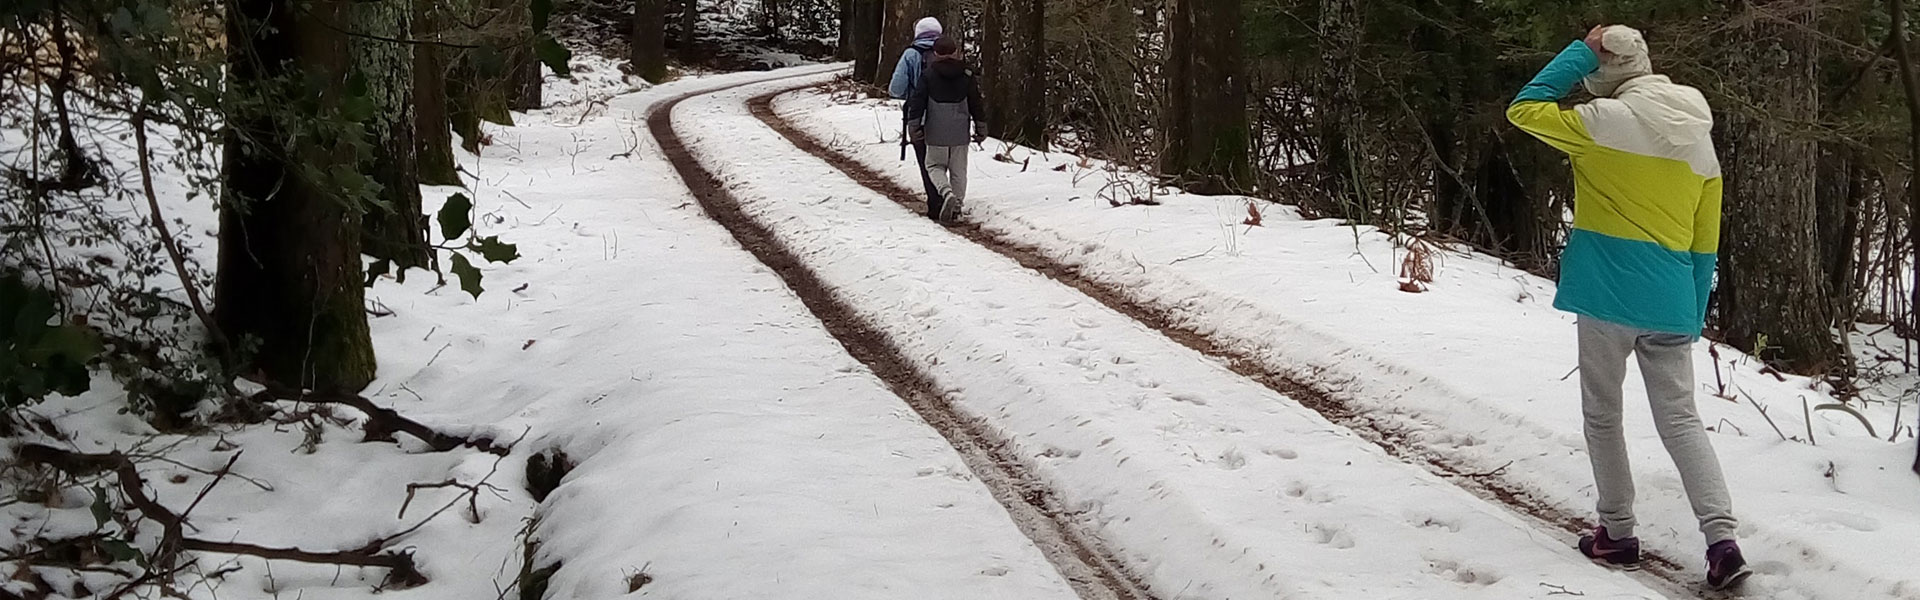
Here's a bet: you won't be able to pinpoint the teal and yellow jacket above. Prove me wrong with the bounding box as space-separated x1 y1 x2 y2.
1508 41 1722 337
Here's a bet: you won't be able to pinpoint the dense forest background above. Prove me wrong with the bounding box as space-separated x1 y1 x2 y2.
4 0 1920 594
820 0 1920 388
5 0 1917 445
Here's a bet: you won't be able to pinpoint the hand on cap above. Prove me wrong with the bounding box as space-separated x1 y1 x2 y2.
1585 25 1612 60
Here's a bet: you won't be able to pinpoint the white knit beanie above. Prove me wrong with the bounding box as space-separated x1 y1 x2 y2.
913 17 943 41
1584 26 1654 97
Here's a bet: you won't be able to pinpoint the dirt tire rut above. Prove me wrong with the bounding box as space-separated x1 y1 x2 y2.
648 73 1158 600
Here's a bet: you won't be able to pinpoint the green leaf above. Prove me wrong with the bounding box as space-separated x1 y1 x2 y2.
438 193 473 241
450 253 484 299
530 0 554 32
90 486 112 528
535 35 572 78
470 236 521 264
365 259 391 287
102 539 143 565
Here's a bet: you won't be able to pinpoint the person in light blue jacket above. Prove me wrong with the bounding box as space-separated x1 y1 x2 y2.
888 16 944 208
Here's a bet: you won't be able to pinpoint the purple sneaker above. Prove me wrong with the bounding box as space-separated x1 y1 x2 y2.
1577 526 1642 570
1706 540 1753 590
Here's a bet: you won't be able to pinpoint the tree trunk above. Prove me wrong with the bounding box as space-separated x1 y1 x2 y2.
219 0 377 392
413 0 459 186
850 0 883 84
1162 0 1245 192
1315 0 1364 212
1005 0 1046 147
508 50 543 110
447 0 514 150
1888 0 1920 474
1717 5 1840 373
876 0 924 88
981 0 1006 133
837 0 855 59
357 0 432 269
679 0 699 60
1160 0 1192 177
633 0 669 83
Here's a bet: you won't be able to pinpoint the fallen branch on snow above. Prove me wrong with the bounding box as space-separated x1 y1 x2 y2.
247 380 507 455
17 444 429 589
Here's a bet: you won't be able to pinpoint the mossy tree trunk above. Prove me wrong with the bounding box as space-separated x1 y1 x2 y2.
633 0 669 83
414 0 460 186
218 0 376 392
357 0 432 269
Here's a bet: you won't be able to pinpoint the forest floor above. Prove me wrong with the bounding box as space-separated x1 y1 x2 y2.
6 51 1920 600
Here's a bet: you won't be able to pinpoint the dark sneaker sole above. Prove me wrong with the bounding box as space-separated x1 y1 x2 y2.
1588 556 1644 571
1707 566 1753 591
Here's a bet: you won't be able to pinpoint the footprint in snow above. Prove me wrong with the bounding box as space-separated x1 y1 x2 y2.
1423 559 1501 586
1169 393 1208 406
1261 447 1299 460
1310 523 1357 549
1216 448 1248 471
1409 513 1464 534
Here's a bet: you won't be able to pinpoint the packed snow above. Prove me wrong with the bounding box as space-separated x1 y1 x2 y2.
10 52 1920 600
775 82 1920 600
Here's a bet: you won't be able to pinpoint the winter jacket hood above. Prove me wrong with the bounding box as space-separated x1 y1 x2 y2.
1612 75 1713 147
1507 40 1722 337
914 17 943 41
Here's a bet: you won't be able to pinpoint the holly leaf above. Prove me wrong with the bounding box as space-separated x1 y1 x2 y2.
450 253 484 299
438 193 473 241
535 35 572 78
365 258 391 287
90 486 112 528
469 236 520 264
102 538 144 566
530 0 554 31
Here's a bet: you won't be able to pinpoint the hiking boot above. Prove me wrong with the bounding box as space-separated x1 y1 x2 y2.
939 197 961 224
1706 540 1752 591
1577 526 1642 570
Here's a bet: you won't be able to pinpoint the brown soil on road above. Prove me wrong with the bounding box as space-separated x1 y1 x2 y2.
647 73 1157 600
745 82 1722 597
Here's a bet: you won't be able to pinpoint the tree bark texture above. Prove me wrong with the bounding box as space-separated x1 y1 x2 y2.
1006 0 1046 147
679 0 699 60
1315 0 1365 211
633 0 669 83
980 0 1005 128
850 0 883 84
218 0 377 392
356 0 432 269
876 0 924 88
1717 3 1841 373
413 0 459 186
1162 0 1247 192
837 0 855 59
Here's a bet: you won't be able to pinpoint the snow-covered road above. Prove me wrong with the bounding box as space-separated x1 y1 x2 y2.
664 71 1681 599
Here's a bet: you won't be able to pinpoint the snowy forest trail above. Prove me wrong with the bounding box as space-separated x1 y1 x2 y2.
646 68 1154 600
739 80 1725 594
657 68 1688 599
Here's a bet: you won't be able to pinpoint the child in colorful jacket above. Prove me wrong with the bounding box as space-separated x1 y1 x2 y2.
1507 25 1751 591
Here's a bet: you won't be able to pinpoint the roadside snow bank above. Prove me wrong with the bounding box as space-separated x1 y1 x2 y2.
777 86 1920 600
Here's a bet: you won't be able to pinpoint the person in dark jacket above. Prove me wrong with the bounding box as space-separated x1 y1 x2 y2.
888 17 944 209
905 36 988 223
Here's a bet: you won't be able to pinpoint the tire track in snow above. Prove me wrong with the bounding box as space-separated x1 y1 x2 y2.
745 80 1720 599
648 70 1158 600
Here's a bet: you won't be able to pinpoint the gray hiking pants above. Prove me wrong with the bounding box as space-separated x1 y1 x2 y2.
925 145 969 220
1579 318 1738 545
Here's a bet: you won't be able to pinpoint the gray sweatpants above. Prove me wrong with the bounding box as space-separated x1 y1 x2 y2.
925 145 969 220
1579 318 1738 544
